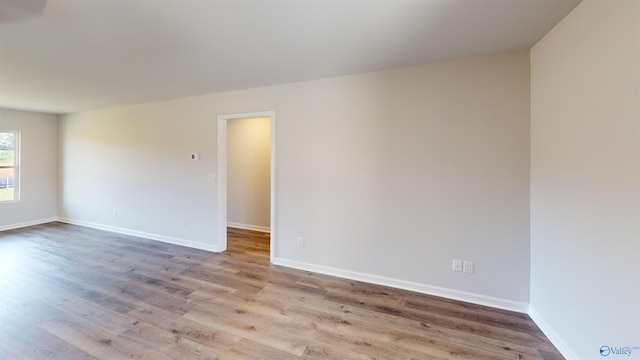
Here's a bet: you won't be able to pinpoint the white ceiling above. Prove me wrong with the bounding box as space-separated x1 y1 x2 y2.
0 0 581 114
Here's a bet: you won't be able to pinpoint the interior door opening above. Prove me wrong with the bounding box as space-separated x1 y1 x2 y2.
216 111 276 260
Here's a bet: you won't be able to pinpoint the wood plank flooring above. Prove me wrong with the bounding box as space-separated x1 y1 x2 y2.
0 223 564 359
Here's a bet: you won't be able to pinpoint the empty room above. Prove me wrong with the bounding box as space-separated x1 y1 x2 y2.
0 0 638 359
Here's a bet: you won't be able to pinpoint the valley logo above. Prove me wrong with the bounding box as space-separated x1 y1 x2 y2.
600 345 640 357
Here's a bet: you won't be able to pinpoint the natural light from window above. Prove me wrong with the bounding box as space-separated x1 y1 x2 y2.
0 131 18 202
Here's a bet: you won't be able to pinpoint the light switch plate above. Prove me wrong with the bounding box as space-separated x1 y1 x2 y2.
453 259 462 272
463 261 474 274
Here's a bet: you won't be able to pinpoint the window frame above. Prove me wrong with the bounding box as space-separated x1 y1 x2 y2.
0 130 20 203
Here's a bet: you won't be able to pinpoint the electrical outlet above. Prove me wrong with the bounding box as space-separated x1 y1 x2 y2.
113 209 118 217
463 261 474 274
296 236 304 247
453 259 462 272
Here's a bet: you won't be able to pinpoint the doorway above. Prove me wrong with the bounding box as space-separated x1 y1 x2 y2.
216 111 276 261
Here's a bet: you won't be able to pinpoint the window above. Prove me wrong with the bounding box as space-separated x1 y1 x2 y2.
0 131 18 202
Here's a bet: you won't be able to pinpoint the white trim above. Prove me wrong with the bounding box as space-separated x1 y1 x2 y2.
216 116 228 251
269 113 276 263
227 222 270 233
0 217 57 232
529 305 579 360
57 218 219 253
272 257 529 314
216 110 276 262
0 129 20 204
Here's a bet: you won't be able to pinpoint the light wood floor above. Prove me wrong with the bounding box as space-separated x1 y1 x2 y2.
0 223 563 360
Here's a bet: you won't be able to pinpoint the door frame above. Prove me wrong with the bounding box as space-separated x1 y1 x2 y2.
216 110 276 261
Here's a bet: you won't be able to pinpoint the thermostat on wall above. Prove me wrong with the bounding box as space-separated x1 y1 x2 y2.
191 153 199 160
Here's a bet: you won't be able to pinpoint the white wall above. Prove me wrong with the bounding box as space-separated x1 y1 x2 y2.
58 103 219 250
530 1 640 359
0 109 58 230
59 51 531 309
227 117 271 231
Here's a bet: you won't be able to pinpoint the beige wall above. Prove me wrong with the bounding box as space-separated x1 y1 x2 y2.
530 1 640 359
59 50 531 309
0 109 58 229
227 117 271 231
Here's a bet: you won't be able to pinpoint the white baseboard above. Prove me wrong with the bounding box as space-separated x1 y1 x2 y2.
529 305 579 360
227 222 270 233
4 219 530 312
11 217 574 357
272 257 529 314
57 218 220 253
0 217 58 232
